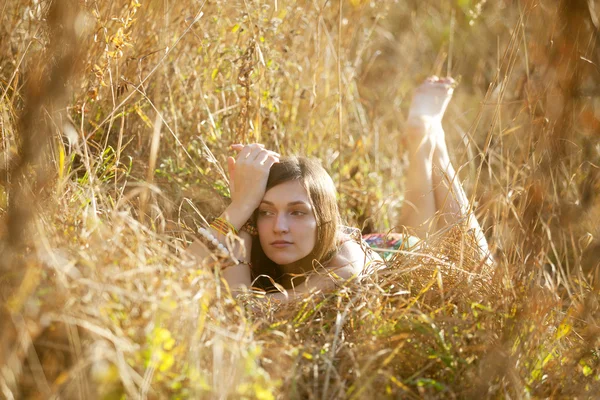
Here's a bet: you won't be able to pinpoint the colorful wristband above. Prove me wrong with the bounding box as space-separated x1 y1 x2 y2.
210 217 238 236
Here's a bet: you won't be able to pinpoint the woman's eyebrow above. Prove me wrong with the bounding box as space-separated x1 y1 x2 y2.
288 201 310 206
260 200 310 206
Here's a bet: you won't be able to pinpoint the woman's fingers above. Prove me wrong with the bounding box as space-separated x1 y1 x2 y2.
227 155 236 175
248 144 266 161
236 143 260 160
230 143 264 153
230 143 279 156
263 154 279 169
255 150 269 165
251 148 280 163
226 144 280 208
227 156 236 192
256 150 280 166
231 143 280 163
230 143 257 161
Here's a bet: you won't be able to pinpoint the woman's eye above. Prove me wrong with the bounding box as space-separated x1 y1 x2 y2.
258 210 274 217
291 210 306 216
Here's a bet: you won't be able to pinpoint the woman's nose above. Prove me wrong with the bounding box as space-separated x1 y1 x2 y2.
273 213 289 233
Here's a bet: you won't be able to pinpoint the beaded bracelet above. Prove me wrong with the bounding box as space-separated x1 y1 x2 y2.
197 227 230 257
210 217 238 236
197 227 252 269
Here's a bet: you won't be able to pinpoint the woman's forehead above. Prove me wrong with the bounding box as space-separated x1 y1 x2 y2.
262 180 310 205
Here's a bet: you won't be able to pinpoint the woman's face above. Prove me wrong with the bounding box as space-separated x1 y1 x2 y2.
257 180 318 266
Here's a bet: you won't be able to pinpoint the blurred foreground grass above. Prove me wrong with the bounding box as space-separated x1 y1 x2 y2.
1 0 599 398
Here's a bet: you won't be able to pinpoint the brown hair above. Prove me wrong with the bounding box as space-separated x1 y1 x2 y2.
250 156 340 290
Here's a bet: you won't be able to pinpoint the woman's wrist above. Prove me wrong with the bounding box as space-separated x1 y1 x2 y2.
198 226 251 266
199 203 254 262
222 200 257 231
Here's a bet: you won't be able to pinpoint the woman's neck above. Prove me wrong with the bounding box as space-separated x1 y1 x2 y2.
278 256 316 288
280 260 310 275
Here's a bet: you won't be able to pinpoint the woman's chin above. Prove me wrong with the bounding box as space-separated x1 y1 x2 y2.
265 252 304 266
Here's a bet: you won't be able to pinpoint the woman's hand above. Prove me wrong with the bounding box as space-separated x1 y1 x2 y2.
227 143 280 211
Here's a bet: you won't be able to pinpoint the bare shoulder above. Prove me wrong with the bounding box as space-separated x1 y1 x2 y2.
326 239 382 277
290 239 383 296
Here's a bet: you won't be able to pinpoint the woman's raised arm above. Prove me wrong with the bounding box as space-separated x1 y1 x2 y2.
187 143 280 290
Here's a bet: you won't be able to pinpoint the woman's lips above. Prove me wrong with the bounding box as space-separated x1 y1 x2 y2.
270 241 292 248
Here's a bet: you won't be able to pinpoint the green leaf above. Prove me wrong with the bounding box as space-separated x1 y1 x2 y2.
415 378 445 391
555 322 571 340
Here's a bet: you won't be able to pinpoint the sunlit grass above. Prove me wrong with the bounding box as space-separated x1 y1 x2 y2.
1 0 599 398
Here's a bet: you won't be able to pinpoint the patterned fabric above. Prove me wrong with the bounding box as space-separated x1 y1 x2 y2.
337 226 420 261
362 232 421 261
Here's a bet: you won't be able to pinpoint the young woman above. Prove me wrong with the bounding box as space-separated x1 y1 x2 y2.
189 77 491 302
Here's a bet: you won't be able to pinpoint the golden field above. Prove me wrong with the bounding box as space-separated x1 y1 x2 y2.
1 0 599 398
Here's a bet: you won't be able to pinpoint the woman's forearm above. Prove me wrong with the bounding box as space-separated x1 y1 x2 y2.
207 201 254 260
222 260 252 291
185 200 255 291
211 210 254 292
218 200 256 232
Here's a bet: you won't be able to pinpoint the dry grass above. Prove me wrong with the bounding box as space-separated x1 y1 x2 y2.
1 0 599 398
